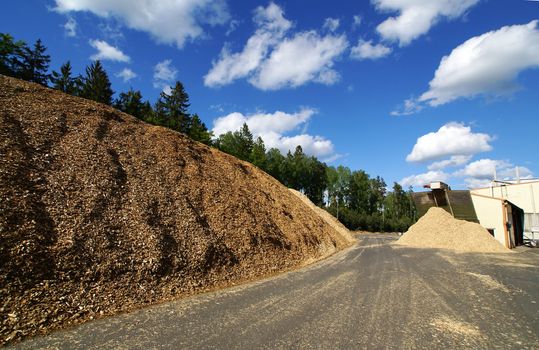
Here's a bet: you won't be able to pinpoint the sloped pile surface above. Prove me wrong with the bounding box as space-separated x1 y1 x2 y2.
396 207 509 253
289 189 354 246
0 76 352 345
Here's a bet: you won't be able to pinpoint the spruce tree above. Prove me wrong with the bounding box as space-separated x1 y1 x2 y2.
21 39 50 85
154 81 191 133
114 88 152 120
250 136 267 169
50 61 77 94
188 114 212 144
81 60 114 105
0 33 27 78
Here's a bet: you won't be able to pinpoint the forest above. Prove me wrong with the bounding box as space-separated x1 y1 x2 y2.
0 33 416 232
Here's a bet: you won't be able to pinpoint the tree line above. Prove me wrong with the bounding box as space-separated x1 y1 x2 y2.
0 33 416 232
1 33 212 144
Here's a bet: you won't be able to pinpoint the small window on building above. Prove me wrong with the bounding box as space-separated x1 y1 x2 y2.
486 228 495 237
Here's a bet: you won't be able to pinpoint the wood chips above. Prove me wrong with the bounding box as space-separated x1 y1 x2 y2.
0 76 353 345
395 207 509 253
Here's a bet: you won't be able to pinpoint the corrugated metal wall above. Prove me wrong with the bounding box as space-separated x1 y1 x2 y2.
412 190 479 222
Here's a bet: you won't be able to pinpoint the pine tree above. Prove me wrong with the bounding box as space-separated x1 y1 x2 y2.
188 114 212 144
154 81 191 133
250 136 267 169
50 61 78 94
81 60 114 105
21 39 50 85
236 123 254 160
114 88 152 120
0 33 27 78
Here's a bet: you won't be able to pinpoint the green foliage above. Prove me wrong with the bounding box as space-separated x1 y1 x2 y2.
20 39 50 85
50 61 80 95
154 81 191 133
188 114 213 145
0 33 26 77
81 60 114 105
264 148 286 181
215 123 253 161
325 167 415 232
250 136 267 168
114 88 152 121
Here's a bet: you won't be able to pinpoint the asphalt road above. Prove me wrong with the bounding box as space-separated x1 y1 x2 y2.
12 234 539 349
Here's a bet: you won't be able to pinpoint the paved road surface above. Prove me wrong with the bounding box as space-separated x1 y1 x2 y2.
12 234 539 349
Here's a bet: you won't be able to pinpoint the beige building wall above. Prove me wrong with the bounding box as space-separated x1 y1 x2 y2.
471 194 506 246
471 181 539 213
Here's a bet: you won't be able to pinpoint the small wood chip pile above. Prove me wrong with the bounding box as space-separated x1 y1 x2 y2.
0 76 353 345
395 207 510 253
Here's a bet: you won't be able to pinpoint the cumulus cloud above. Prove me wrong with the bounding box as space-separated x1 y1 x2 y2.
454 159 533 188
350 40 391 60
204 2 348 90
54 0 230 48
427 155 472 171
372 0 479 46
323 18 340 32
116 67 137 82
212 108 337 160
153 59 177 92
89 39 130 62
64 16 77 37
204 3 291 88
400 171 449 188
252 31 348 89
406 122 493 163
394 21 539 115
419 20 539 106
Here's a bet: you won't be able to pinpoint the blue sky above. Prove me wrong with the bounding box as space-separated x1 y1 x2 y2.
2 0 538 189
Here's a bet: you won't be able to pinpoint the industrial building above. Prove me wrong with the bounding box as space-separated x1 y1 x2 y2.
411 181 539 249
470 180 539 247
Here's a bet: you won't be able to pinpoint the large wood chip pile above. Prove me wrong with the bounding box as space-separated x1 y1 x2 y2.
396 207 509 253
0 76 352 345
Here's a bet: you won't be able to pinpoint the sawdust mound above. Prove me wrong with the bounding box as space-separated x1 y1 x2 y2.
289 189 354 246
0 76 352 345
396 207 509 253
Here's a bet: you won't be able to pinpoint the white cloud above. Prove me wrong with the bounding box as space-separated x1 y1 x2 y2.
64 16 77 37
350 40 391 60
427 155 472 171
212 108 337 159
400 171 449 188
406 122 493 163
419 20 539 106
153 59 177 92
226 19 240 36
352 15 362 29
454 159 511 179
116 68 137 82
204 2 291 88
390 98 423 116
454 159 534 188
372 0 479 46
323 18 340 32
204 2 348 90
252 31 348 90
89 39 130 62
54 0 230 48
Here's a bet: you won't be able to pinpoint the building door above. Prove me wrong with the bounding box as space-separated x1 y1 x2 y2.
511 205 524 246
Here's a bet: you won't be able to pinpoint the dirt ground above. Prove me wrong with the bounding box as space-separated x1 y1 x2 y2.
11 234 539 349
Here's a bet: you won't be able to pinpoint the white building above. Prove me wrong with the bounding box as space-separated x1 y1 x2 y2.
470 180 539 247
